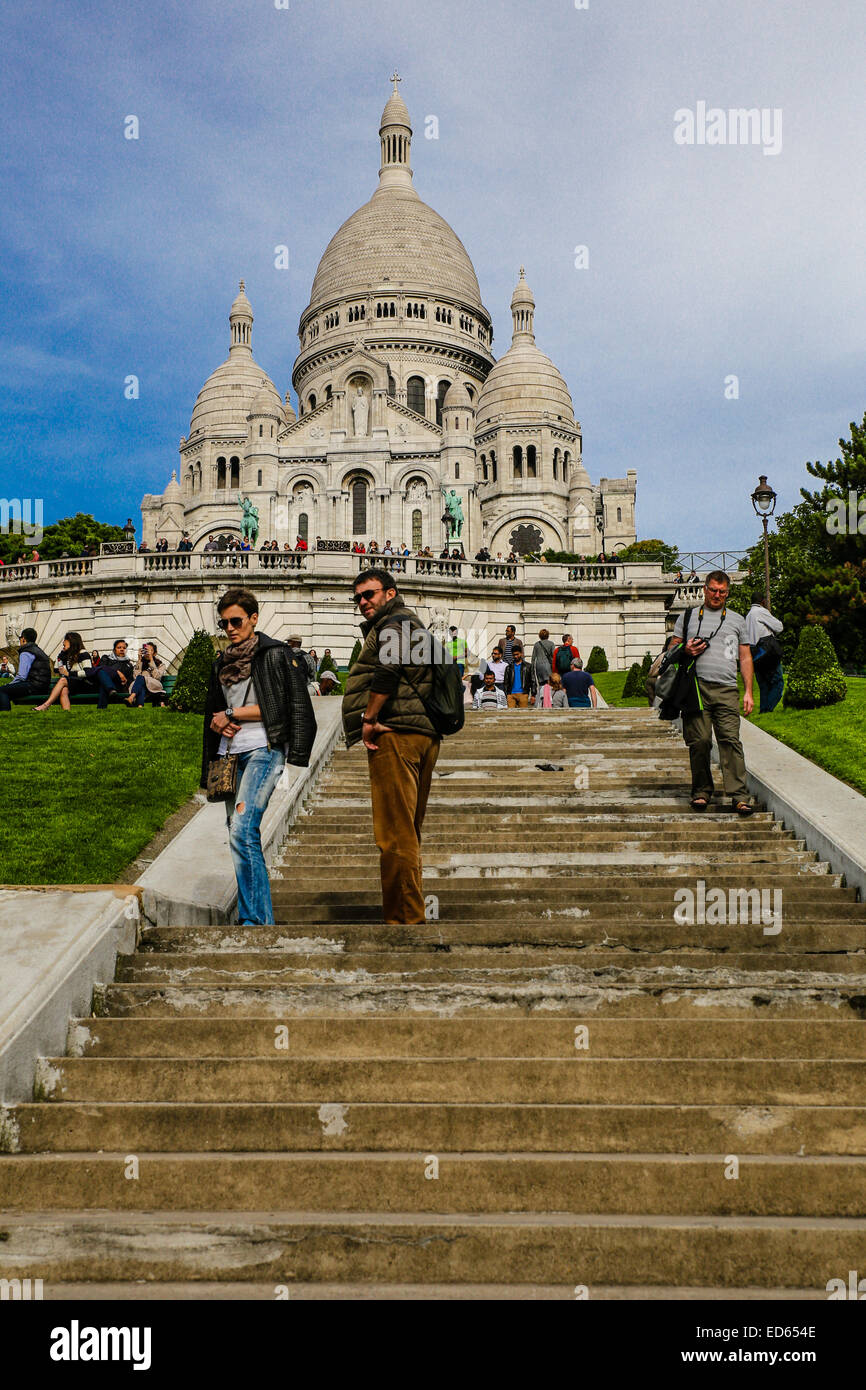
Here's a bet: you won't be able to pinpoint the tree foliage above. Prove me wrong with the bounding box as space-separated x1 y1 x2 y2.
0 512 125 564
168 630 218 714
585 645 608 673
735 414 866 668
783 625 847 709
615 539 680 573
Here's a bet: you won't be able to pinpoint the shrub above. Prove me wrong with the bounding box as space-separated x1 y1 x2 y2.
639 650 653 679
169 630 218 713
348 639 362 671
621 661 643 698
586 645 608 673
782 625 847 709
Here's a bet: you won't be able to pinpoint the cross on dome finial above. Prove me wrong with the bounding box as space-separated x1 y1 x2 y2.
390 71 401 92
519 266 525 279
239 279 245 293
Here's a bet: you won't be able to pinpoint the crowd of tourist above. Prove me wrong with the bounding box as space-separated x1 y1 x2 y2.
461 627 601 711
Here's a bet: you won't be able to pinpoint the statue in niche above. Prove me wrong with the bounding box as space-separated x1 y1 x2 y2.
352 386 369 437
238 493 260 546
441 485 464 540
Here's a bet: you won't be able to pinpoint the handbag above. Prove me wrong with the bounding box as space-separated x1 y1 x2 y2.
647 608 692 703
206 677 252 802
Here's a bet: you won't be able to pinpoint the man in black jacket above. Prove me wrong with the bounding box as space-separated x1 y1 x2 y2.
201 588 317 925
90 639 135 709
0 628 51 709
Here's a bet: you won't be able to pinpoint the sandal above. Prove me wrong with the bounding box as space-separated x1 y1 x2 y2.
735 801 754 817
690 796 709 811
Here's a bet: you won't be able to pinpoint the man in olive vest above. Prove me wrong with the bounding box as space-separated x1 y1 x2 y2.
343 567 440 924
0 627 51 709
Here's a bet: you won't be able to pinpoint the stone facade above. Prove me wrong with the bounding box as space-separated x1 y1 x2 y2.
141 78 636 558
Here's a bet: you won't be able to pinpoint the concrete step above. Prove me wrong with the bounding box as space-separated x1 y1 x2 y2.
117 946 866 984
61 1015 866 1060
0 1211 863 1287
99 980 866 1020
4 1152 866 1216
33 1056 866 1105
11 1100 866 1156
21 1280 833 1300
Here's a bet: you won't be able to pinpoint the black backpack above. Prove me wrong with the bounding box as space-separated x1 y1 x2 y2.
554 644 573 675
404 625 466 737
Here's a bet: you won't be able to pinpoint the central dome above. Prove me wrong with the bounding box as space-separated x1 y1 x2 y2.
308 187 484 310
303 79 486 320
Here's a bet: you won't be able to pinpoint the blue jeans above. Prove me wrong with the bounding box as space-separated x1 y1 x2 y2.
567 696 592 708
129 674 165 706
92 667 126 709
756 662 784 713
225 746 286 925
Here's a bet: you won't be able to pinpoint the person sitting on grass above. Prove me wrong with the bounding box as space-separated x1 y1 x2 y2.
126 642 168 706
90 638 134 709
0 654 15 680
0 627 51 710
34 632 93 710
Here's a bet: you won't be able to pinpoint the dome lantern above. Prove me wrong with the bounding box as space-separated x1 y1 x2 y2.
378 71 413 192
510 267 535 341
229 279 253 354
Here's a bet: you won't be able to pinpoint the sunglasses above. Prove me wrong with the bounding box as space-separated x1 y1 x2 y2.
217 616 246 630
353 587 381 605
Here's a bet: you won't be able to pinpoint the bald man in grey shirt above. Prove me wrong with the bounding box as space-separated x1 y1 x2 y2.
669 571 755 815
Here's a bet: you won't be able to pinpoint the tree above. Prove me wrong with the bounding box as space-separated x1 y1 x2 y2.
782 625 847 709
0 512 126 565
615 539 680 573
621 661 643 697
585 645 608 673
168 631 218 713
348 639 362 670
734 415 866 668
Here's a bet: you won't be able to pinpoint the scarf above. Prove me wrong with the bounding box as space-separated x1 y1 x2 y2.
219 633 259 687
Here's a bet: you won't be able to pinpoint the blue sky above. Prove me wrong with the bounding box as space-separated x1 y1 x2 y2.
1 0 864 550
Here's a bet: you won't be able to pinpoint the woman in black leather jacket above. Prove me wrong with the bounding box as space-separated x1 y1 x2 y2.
201 588 317 925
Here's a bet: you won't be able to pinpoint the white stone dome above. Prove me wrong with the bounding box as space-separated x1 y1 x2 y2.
162 470 182 502
190 358 282 435
249 382 282 418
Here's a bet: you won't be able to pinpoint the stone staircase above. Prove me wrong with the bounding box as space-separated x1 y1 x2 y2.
2 709 865 1299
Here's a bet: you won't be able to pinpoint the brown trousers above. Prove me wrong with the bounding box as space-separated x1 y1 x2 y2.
682 680 748 800
367 730 440 924
507 692 530 708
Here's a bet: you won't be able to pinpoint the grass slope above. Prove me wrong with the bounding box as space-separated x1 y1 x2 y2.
0 705 203 883
753 678 866 796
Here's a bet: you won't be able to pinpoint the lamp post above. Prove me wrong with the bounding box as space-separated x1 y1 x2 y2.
595 500 606 561
750 475 777 610
122 518 136 546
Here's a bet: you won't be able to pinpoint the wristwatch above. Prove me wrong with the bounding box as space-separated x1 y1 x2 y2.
225 707 234 722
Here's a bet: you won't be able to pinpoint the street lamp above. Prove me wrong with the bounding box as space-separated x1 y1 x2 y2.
123 518 136 546
595 500 606 560
750 475 777 610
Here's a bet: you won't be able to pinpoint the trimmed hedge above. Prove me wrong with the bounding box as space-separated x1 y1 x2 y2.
621 661 643 698
168 630 218 714
783 625 847 709
585 645 608 673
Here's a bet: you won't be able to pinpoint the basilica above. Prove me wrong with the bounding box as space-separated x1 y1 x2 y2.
141 78 637 558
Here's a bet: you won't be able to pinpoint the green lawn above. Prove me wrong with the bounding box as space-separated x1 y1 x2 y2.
592 670 650 708
0 705 203 883
752 678 866 796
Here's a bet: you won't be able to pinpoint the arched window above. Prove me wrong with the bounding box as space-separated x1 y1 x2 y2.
216 457 226 489
563 451 569 483
352 478 367 534
257 469 262 486
465 384 474 401
298 512 309 542
407 376 426 416
325 384 332 400
435 380 449 426
480 454 488 482
387 371 396 399
230 457 240 489
616 506 622 523
259 424 263 438
454 462 460 479
513 446 523 478
553 448 560 481
491 450 497 483
527 445 537 478
308 394 316 411
412 509 422 550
